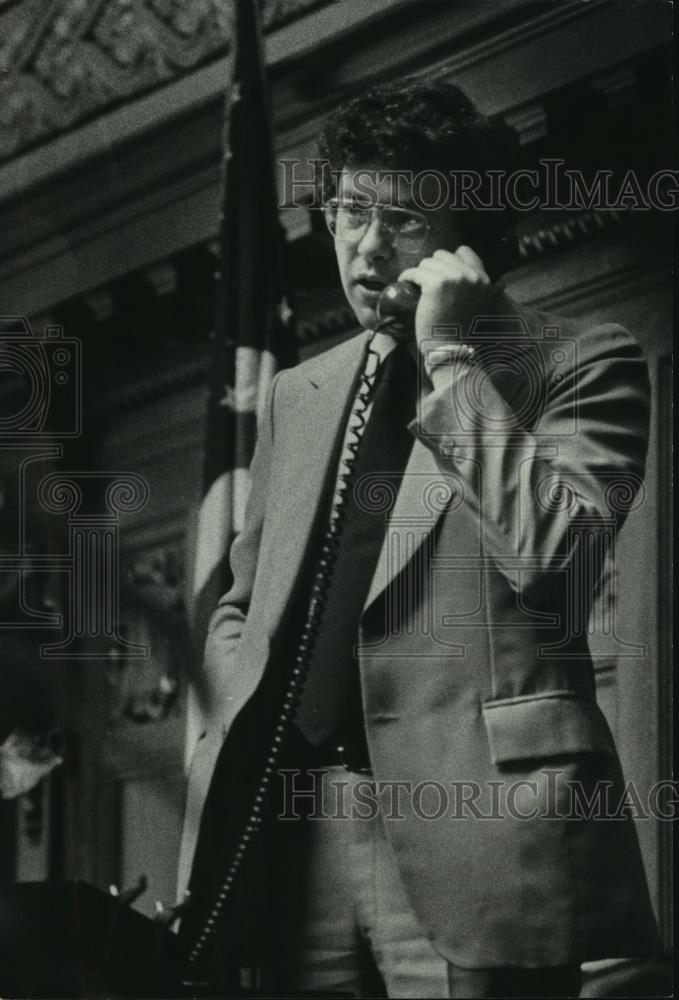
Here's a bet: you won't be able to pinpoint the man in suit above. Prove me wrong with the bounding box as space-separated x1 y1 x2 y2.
177 80 659 998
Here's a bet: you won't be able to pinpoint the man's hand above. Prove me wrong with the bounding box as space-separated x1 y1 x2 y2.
398 246 502 348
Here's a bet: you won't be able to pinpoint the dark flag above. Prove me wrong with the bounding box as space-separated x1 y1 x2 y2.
187 0 296 726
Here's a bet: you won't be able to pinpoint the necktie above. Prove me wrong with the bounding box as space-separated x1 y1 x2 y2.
295 342 417 746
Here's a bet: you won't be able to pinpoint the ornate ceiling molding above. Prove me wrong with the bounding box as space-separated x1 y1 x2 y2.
516 208 629 261
0 0 337 162
0 0 671 325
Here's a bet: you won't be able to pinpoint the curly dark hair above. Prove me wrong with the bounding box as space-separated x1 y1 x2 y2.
317 77 520 277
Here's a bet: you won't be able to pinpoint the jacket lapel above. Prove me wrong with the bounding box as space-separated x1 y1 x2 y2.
362 438 447 612
266 294 544 628
264 331 370 636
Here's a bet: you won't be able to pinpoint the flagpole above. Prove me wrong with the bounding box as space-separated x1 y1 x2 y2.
180 0 297 780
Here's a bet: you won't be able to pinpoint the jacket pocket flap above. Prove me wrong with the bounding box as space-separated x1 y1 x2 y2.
482 692 617 765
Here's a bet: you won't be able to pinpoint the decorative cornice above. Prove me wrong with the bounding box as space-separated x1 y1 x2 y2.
83 208 665 419
0 0 337 162
512 250 672 317
516 208 630 260
85 300 360 419
82 286 114 322
591 64 640 111
1 0 671 325
85 304 364 420
87 354 210 419
145 258 177 298
503 100 548 147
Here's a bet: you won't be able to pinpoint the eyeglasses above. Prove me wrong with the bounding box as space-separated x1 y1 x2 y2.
323 198 431 251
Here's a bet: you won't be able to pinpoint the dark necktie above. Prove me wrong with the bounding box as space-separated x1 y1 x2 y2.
295 342 417 746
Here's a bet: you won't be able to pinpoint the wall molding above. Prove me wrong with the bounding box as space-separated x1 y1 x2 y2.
517 209 630 261
515 249 672 317
1 0 671 322
89 356 209 419
0 0 341 166
82 220 672 420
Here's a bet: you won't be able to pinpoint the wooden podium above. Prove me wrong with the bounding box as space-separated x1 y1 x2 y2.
0 880 357 998
0 880 178 999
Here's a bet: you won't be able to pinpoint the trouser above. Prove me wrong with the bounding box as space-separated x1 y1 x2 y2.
262 767 582 998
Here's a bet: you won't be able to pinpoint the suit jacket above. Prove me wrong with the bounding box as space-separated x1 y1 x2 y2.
178 293 659 970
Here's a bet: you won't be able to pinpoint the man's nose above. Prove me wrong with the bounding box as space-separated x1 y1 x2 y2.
356 212 393 259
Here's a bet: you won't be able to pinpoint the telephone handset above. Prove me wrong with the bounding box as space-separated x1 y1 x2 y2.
375 227 513 341
375 280 420 342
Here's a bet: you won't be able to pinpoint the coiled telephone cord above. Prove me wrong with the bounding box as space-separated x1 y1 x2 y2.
183 335 384 982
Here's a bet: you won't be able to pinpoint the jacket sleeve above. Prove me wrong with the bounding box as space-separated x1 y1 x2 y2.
413 322 650 598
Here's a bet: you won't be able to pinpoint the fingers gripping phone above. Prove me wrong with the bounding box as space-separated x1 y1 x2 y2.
375 280 420 342
375 232 510 341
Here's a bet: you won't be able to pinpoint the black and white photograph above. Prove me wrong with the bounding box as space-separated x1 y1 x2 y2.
0 1 674 997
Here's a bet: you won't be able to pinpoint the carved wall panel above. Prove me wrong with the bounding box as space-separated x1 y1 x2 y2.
0 0 337 160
